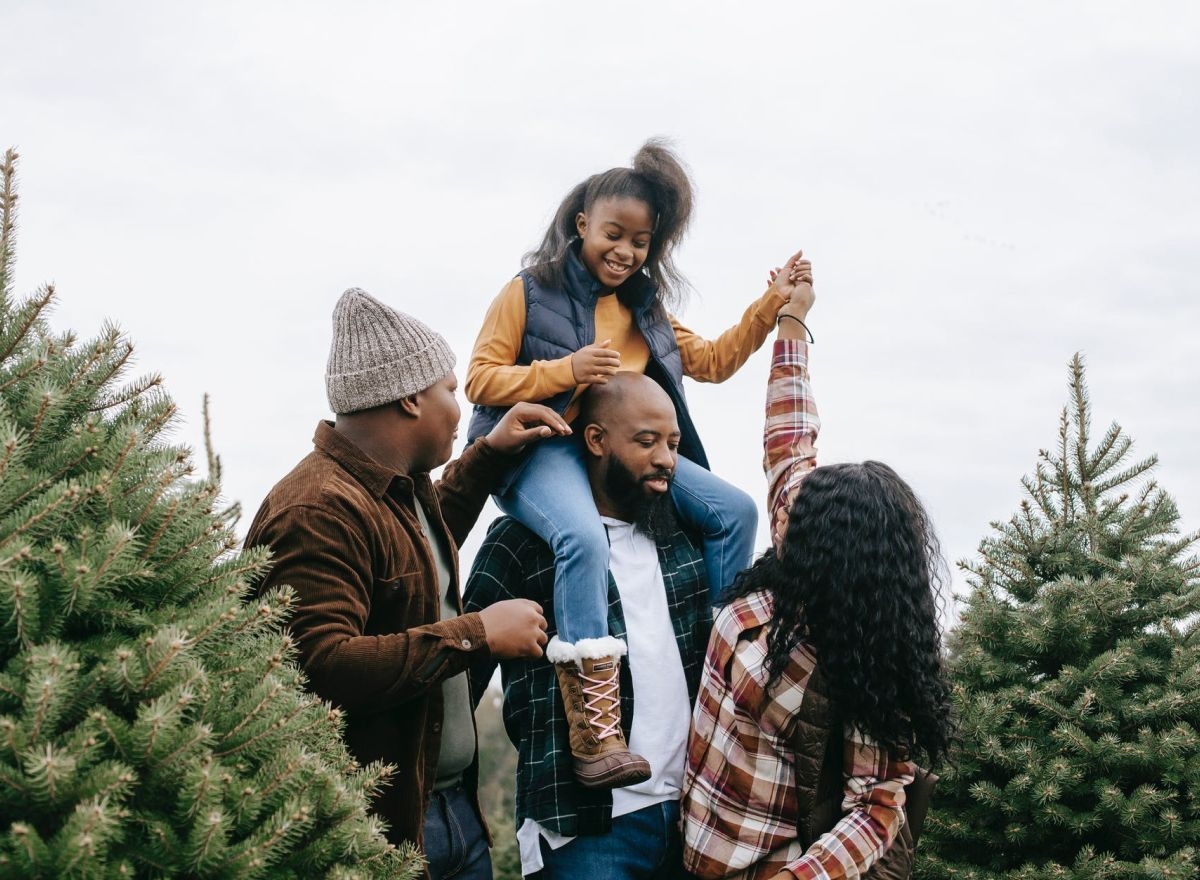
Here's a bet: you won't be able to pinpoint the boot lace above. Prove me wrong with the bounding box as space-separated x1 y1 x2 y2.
580 671 621 740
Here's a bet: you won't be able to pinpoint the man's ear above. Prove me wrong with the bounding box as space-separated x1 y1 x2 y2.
396 394 420 418
575 211 588 239
583 423 606 456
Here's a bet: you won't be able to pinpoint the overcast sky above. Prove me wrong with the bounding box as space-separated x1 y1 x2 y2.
4 1 1198 609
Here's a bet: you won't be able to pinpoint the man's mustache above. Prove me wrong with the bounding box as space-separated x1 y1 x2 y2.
641 470 674 484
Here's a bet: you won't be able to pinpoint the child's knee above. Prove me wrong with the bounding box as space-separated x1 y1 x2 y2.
552 520 610 569
738 488 759 526
724 485 758 535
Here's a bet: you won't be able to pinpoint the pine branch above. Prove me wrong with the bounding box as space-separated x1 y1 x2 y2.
220 679 287 743
1028 459 1061 522
138 632 187 693
137 496 180 561
1069 353 1093 496
0 148 18 304
1087 421 1128 477
61 328 128 399
3 441 106 523
1093 454 1159 497
130 457 190 528
0 482 87 551
89 371 162 412
0 286 54 367
152 720 212 772
202 393 220 483
256 752 306 803
1056 407 1074 522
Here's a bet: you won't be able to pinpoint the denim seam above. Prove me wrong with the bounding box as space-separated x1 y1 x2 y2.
442 791 468 877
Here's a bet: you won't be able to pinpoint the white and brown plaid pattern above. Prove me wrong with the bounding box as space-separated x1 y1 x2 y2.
682 592 916 880
681 339 915 879
762 339 820 528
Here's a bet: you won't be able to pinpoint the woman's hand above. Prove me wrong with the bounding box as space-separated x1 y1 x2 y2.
772 502 791 551
772 251 815 327
769 250 813 302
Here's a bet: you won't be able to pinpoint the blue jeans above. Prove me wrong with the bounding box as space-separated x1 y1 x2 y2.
497 434 757 644
422 785 492 880
529 800 689 879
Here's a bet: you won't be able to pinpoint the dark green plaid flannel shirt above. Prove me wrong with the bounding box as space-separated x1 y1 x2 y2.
464 515 712 838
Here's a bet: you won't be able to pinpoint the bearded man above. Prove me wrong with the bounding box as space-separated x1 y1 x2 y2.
463 372 732 878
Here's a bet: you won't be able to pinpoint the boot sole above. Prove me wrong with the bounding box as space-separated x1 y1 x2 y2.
575 758 653 790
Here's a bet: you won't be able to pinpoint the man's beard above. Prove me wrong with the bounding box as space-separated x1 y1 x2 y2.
602 455 679 542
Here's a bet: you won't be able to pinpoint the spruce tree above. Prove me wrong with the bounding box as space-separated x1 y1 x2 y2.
918 356 1200 879
0 150 419 878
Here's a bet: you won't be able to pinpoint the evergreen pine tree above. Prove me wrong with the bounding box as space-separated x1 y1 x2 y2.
0 150 421 878
918 356 1200 879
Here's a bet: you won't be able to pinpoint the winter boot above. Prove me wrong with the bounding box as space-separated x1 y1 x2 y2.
547 636 652 790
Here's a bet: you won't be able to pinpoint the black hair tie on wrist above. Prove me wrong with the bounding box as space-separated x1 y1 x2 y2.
777 313 815 343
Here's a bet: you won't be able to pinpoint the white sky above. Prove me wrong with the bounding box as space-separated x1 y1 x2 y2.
4 1 1198 609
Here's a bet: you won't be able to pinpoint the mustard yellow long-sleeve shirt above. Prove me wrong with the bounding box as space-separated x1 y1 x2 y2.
466 276 788 424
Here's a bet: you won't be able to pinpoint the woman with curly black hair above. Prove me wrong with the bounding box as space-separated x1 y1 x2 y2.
681 264 954 880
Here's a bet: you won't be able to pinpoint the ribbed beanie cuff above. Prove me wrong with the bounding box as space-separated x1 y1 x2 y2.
326 287 457 414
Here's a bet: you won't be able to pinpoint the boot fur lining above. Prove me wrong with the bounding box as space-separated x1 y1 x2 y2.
546 634 627 664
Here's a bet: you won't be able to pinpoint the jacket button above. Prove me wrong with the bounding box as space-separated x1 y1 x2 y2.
461 639 472 649
432 722 442 733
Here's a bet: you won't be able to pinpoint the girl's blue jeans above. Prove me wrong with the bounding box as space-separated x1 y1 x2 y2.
497 433 757 645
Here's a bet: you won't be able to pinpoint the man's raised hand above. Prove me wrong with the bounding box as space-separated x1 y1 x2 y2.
487 402 572 455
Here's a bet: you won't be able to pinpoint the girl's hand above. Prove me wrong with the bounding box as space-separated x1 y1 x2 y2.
773 251 815 323
769 250 813 300
572 339 622 385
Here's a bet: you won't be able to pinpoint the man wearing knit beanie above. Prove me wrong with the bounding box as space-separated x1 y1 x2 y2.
245 288 570 879
325 287 460 415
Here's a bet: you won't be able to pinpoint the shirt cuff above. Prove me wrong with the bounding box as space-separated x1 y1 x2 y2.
542 355 577 393
458 435 515 490
784 857 831 880
772 337 810 366
436 611 490 657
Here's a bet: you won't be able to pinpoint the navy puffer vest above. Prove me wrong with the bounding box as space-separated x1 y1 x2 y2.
467 247 709 480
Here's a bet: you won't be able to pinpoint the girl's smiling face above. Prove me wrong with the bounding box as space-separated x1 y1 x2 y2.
575 196 654 290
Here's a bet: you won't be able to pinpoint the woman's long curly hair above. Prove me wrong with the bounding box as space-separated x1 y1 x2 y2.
724 461 955 765
523 138 694 310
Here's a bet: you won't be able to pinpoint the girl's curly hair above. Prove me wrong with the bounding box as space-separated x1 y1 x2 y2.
523 138 694 310
725 461 954 765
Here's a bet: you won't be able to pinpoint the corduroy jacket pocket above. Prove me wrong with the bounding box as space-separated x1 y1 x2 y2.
366 571 428 636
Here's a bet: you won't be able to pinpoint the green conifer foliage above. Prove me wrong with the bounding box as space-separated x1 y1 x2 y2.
0 151 420 878
919 356 1200 879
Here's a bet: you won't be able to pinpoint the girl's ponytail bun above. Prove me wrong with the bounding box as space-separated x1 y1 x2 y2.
628 138 695 308
631 138 695 258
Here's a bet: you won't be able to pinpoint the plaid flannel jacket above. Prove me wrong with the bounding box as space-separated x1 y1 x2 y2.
464 515 711 837
682 339 916 880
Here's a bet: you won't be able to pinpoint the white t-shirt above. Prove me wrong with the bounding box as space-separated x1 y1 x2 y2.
518 516 693 875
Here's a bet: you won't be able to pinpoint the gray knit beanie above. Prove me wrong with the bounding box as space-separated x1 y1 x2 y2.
325 287 457 414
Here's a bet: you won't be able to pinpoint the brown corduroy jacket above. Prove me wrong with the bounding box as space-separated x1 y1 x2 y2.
244 421 509 853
